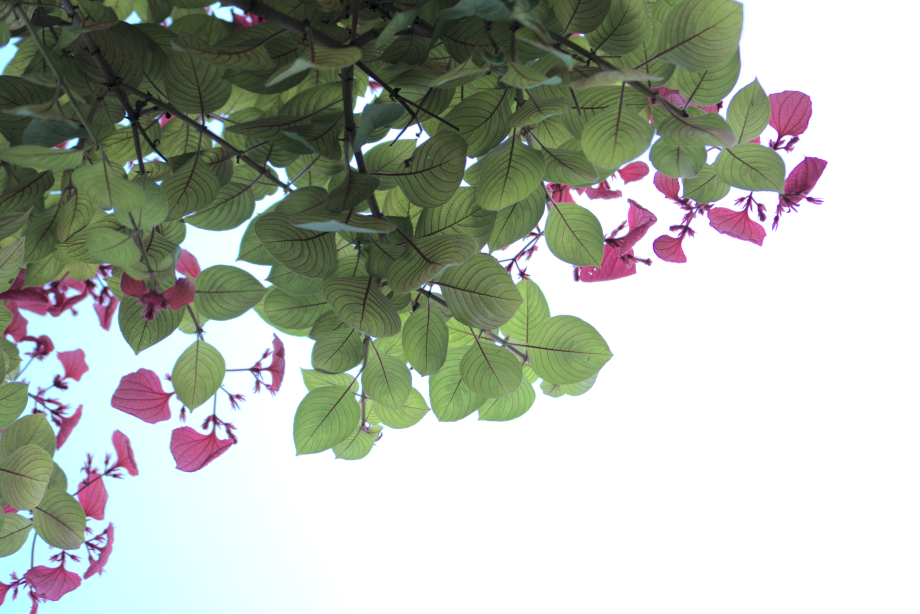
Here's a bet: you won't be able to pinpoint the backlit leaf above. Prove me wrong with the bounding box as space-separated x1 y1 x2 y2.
726 79 771 143
477 138 546 211
656 0 743 72
254 212 337 278
460 340 523 398
437 254 523 330
518 315 612 384
0 444 52 511
387 132 468 208
311 328 364 373
33 489 85 549
0 146 83 171
322 276 402 338
363 343 411 409
545 203 604 267
713 143 785 192
172 340 226 410
293 387 361 455
429 347 485 422
387 234 478 294
194 265 266 321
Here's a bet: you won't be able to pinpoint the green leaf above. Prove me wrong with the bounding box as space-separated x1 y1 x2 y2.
439 89 512 158
0 414 56 459
172 31 274 71
460 340 522 398
0 145 83 171
321 277 402 338
542 148 599 187
23 119 87 148
119 297 182 354
727 78 771 143
586 0 648 54
478 375 536 421
402 306 449 376
581 102 655 170
268 43 362 85
172 340 226 410
655 111 738 148
58 191 97 241
293 386 361 455
263 288 327 330
267 265 324 296
477 138 545 211
569 69 663 90
47 462 68 491
386 132 468 208
115 175 169 230
553 0 610 33
437 253 523 330
85 228 142 267
311 328 364 373
72 163 145 211
33 489 85 549
682 164 731 203
439 0 512 21
657 0 743 71
387 234 479 294
0 513 32 557
560 372 598 396
0 382 29 429
162 152 222 220
0 444 52 511
186 182 256 231
508 96 572 129
354 103 404 149
415 187 496 249
500 62 562 89
323 170 381 214
488 185 545 251
673 49 741 106
375 9 418 50
332 423 378 460
0 237 24 293
713 143 785 193
0 171 53 216
363 343 412 409
166 47 231 113
429 347 486 422
254 212 338 278
429 54 488 88
301 369 359 392
501 279 550 344
545 203 604 267
649 139 706 179
519 315 612 384
194 265 266 321
374 387 430 429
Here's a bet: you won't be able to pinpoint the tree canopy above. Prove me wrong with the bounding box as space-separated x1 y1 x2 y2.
0 0 826 607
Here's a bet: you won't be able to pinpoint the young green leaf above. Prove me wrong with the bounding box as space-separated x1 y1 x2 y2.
518 315 612 385
293 386 361 455
194 265 266 321
363 343 412 409
321 276 402 338
437 254 523 330
172 340 226 410
402 306 449 376
713 143 785 192
0 444 52 511
33 489 85 549
477 138 546 211
460 340 523 398
545 203 605 267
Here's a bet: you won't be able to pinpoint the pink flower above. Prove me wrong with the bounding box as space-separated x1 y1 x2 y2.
176 249 201 278
265 335 285 394
120 274 195 321
112 431 139 477
55 349 88 387
83 524 114 579
55 405 83 450
77 470 108 520
111 369 174 424
170 426 234 472
22 335 54 359
93 295 119 331
24 563 81 601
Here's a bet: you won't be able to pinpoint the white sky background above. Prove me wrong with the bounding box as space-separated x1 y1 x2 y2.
2 0 919 612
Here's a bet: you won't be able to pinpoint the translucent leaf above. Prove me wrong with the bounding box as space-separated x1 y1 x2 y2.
508 96 572 129
477 139 546 211
322 276 402 338
439 89 512 158
263 288 328 330
488 185 545 251
85 228 142 267
162 152 222 220
171 31 274 71
518 315 612 385
673 49 741 106
0 444 52 510
118 298 182 354
311 329 364 373
363 344 412 409
374 387 430 429
0 145 83 171
649 139 706 179
0 414 56 459
500 63 562 89
656 111 737 148
71 164 144 211
194 265 266 321
415 187 496 249
542 148 599 187
354 103 404 149
166 47 231 113
267 265 324 296
0 237 24 293
171 340 226 410
501 279 550 345
268 43 361 85
726 79 771 143
581 103 654 170
569 69 663 90
657 0 743 71
402 306 449 376
437 254 523 330
293 386 361 455
332 424 377 460
387 132 468 208
460 340 523 398
478 376 535 422
713 143 785 193
254 212 337 278
682 164 730 203
545 203 605 266
0 382 28 429
585 0 648 54
0 513 32 557
301 369 358 392
33 489 85 549
429 347 485 422
387 234 478 294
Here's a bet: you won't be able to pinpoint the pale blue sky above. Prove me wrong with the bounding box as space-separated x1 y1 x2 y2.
2 1 918 612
